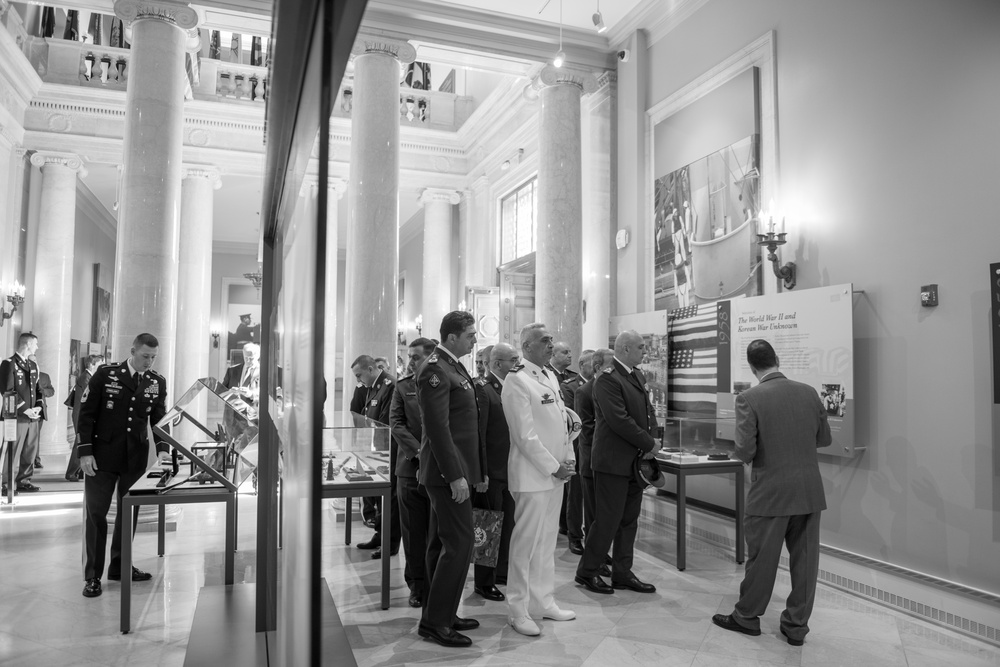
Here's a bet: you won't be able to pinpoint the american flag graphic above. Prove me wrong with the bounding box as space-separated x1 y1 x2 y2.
667 303 718 414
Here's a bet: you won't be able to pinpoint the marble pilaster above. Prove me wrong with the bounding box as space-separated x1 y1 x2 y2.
174 165 220 396
324 178 345 423
111 0 199 390
420 188 460 331
29 150 86 456
461 175 492 290
342 34 414 393
535 66 597 363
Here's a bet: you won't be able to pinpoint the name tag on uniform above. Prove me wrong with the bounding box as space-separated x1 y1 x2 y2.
541 392 555 405
405 391 417 397
104 387 121 396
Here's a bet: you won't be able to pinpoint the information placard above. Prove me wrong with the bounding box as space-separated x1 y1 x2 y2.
717 283 855 455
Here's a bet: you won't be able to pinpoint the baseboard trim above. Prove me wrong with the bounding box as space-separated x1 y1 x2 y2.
640 491 1000 647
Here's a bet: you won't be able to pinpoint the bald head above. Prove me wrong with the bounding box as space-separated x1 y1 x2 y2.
551 341 572 372
490 342 520 379
614 330 646 369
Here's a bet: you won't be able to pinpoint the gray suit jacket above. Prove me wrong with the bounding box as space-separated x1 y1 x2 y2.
735 372 832 517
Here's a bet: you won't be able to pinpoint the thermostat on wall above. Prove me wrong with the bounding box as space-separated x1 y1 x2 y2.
615 229 629 250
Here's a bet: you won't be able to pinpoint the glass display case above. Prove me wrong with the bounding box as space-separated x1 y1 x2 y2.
151 377 259 491
659 412 736 464
321 412 391 488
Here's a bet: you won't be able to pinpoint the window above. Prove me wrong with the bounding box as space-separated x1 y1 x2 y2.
499 177 537 265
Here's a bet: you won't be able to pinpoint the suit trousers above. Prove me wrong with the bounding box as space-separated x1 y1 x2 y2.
565 466 584 542
397 475 430 594
423 484 474 628
507 486 563 619
2 420 39 486
83 466 147 580
472 479 515 588
576 472 643 580
580 474 596 537
732 512 822 641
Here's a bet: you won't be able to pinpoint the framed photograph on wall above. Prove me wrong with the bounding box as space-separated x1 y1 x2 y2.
92 264 112 348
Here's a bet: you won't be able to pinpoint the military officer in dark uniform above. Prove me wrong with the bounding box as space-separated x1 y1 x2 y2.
547 341 578 535
575 330 660 595
1 332 44 496
471 342 520 602
390 337 436 607
575 348 614 576
66 355 105 481
560 349 592 554
78 333 169 598
351 355 400 558
416 310 484 648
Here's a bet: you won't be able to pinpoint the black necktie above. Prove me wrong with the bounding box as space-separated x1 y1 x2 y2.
133 372 140 386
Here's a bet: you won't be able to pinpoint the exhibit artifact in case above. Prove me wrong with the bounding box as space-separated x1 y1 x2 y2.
659 412 736 464
321 412 391 489
150 377 259 492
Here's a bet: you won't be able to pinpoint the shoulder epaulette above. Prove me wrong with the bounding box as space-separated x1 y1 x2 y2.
602 366 614 374
509 364 524 373
426 354 439 364
148 369 165 379
400 373 414 381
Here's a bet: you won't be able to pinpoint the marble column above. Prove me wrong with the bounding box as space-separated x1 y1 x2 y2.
174 165 220 395
324 178 345 423
112 0 198 391
460 175 492 291
581 73 615 349
29 151 86 457
535 66 598 363
343 34 415 392
420 188 460 331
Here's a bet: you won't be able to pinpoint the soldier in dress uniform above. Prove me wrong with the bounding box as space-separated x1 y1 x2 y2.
575 330 660 596
78 333 170 599
352 354 399 559
559 349 592 555
471 342 519 602
0 332 44 496
390 337 436 608
415 310 484 648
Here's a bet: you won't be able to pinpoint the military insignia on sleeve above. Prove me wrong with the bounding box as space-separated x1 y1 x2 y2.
428 374 441 388
427 354 439 364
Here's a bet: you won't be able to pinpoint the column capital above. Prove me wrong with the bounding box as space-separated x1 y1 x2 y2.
536 65 600 95
182 164 222 189
30 151 87 177
328 177 348 200
419 188 461 206
114 0 199 30
351 32 416 64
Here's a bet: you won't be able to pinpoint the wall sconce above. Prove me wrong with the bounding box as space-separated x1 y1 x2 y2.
211 325 221 349
755 214 796 290
244 264 263 296
414 314 423 336
0 281 25 327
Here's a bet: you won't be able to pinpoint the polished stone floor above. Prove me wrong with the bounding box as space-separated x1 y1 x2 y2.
2 486 998 666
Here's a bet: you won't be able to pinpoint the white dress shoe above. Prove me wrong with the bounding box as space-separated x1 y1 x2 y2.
541 607 576 621
509 616 541 636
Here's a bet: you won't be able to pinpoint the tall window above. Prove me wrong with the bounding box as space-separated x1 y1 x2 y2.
499 177 537 265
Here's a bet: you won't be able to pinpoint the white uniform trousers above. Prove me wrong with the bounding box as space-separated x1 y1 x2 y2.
507 486 564 619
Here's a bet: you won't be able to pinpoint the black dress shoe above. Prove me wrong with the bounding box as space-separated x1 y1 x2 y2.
371 547 399 559
356 536 379 550
711 613 761 636
599 564 612 577
611 575 656 593
574 574 614 594
65 475 82 482
568 539 584 555
452 617 479 631
107 566 153 582
34 460 43 469
417 623 472 647
16 482 40 493
780 627 804 646
474 585 505 601
408 591 423 608
83 578 102 598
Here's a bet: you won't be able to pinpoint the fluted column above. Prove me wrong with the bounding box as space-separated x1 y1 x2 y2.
343 34 415 390
174 165 220 394
111 0 198 389
30 151 86 456
420 188 461 331
535 66 598 363
324 178 346 423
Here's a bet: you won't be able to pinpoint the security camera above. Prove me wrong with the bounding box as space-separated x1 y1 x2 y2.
617 49 631 63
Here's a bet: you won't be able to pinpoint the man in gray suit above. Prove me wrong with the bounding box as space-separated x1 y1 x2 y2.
713 339 832 646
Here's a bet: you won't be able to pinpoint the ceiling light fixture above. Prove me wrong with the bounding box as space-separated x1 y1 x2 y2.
553 0 565 68
593 0 607 33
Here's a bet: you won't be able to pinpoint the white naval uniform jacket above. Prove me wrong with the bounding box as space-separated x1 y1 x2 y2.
501 359 573 493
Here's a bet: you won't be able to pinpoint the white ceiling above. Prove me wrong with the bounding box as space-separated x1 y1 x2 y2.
422 0 645 32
